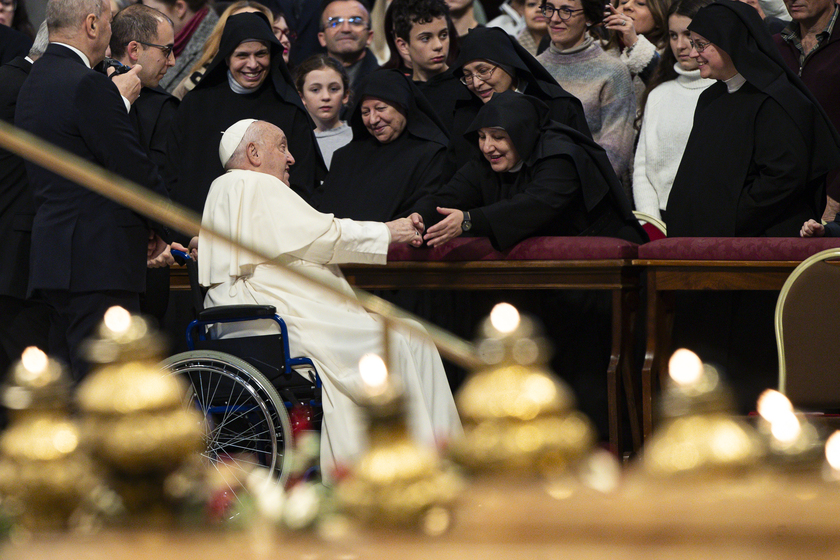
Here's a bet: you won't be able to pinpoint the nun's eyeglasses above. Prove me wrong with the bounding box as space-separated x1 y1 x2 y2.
461 66 497 86
689 38 711 53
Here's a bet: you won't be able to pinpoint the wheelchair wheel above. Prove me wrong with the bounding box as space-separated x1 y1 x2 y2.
159 350 294 489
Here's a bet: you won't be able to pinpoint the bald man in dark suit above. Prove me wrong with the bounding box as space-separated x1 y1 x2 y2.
15 0 172 379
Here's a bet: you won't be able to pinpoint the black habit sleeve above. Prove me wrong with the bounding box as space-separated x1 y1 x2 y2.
735 97 813 237
412 155 582 250
479 156 581 249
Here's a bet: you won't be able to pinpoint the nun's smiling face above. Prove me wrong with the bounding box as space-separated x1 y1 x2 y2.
360 97 408 144
689 32 737 81
227 40 271 89
478 127 521 172
461 59 515 103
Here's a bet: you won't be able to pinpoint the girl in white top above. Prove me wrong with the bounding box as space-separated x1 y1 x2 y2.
294 54 353 170
632 0 715 221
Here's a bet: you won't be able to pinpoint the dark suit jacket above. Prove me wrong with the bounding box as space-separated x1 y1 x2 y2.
0 25 31 67
0 56 33 298
15 44 171 294
130 86 179 179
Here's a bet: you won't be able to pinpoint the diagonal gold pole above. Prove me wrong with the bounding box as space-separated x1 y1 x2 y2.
0 120 480 368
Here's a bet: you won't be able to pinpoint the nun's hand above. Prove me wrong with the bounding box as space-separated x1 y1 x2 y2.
603 4 639 47
424 207 464 248
800 219 825 238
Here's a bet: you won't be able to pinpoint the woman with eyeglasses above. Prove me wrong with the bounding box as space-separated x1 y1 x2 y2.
665 0 840 421
453 26 589 133
536 0 636 189
666 0 840 237
443 26 591 180
409 91 644 251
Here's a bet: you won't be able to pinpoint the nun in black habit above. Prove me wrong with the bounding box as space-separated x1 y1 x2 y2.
165 12 324 220
439 26 593 181
411 91 644 252
316 69 450 222
665 0 840 414
666 0 840 237
410 92 643 439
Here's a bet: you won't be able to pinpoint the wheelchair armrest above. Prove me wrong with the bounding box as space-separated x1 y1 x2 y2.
197 305 278 322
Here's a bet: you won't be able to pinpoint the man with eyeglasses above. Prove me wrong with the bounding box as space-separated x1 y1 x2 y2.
15 0 173 380
318 0 379 93
110 3 180 324
110 4 178 172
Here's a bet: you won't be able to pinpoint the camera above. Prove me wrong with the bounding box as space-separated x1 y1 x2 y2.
99 57 132 77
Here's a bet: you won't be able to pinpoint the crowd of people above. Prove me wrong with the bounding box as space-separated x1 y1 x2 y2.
2 0 840 470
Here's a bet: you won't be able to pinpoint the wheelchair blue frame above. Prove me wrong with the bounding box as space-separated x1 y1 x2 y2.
186 313 320 385
172 249 322 401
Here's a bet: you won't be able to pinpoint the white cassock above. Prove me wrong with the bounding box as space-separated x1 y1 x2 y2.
198 169 462 474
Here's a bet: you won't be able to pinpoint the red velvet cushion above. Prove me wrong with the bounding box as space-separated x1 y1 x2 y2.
388 236 639 262
642 222 667 241
637 237 840 261
504 236 639 260
387 238 503 261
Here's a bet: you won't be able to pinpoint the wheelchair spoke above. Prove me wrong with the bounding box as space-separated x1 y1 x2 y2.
160 351 300 487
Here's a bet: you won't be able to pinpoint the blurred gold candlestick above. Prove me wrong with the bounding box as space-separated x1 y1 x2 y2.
0 347 100 530
450 303 595 479
75 307 204 523
336 354 462 534
643 349 764 478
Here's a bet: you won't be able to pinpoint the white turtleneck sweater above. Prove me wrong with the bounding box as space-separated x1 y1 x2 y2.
632 64 715 220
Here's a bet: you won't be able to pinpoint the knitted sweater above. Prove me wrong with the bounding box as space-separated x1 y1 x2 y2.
537 39 636 180
632 64 715 220
618 34 661 104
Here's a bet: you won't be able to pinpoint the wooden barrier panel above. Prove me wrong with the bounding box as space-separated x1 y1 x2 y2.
635 237 840 438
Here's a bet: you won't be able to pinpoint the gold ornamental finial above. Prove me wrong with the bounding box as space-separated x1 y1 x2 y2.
450 304 595 479
76 307 203 523
755 389 823 469
0 347 99 530
336 354 462 533
643 349 764 478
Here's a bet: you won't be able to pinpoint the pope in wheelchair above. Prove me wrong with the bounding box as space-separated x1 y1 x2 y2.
196 119 462 477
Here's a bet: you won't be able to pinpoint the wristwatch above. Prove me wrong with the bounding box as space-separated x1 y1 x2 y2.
461 210 472 232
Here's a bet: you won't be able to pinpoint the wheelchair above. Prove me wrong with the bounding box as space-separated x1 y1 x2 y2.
159 250 322 489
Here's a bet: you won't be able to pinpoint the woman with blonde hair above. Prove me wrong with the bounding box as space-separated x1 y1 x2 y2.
171 0 275 100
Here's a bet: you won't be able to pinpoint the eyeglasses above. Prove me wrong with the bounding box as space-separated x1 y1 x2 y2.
325 16 367 29
541 4 585 20
0 0 17 10
135 41 174 58
275 27 298 42
688 38 711 53
460 65 497 86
